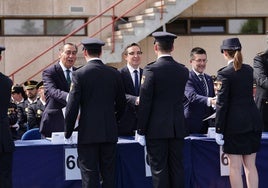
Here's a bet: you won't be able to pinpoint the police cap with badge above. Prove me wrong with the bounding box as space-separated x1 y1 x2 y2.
11 84 24 94
81 38 105 51
152 31 177 44
24 80 38 90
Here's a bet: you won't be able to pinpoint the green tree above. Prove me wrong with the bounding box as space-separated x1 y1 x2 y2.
240 19 260 34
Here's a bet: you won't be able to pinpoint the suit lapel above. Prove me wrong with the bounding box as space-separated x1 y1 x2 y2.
55 63 69 91
123 66 135 92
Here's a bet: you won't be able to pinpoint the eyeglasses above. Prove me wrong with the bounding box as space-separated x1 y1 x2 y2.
127 51 143 56
192 59 208 63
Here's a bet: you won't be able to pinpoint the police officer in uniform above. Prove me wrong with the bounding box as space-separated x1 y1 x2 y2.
215 38 262 188
64 38 126 188
27 81 46 130
17 80 38 138
136 32 189 188
0 45 14 188
253 31 268 131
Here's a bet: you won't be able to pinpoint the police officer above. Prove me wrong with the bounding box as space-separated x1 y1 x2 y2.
65 38 126 188
0 45 15 188
136 32 189 188
253 31 268 131
27 81 46 130
17 80 38 138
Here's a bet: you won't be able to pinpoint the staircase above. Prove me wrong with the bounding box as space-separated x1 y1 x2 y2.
8 0 198 83
102 0 198 64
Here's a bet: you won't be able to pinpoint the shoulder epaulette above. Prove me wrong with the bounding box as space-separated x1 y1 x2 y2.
147 61 156 66
256 51 265 56
217 66 226 72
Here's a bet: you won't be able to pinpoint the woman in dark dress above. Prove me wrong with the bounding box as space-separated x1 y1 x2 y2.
214 38 262 188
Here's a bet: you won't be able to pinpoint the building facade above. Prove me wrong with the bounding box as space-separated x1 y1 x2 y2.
0 0 267 83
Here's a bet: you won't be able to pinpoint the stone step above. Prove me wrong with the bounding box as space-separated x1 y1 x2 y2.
143 7 167 14
128 13 155 22
114 28 135 36
153 0 176 7
117 21 145 30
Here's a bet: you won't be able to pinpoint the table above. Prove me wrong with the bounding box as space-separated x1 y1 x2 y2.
13 135 268 188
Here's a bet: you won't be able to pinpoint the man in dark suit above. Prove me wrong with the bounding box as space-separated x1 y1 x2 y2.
0 46 15 188
184 47 216 134
118 43 143 136
253 32 268 131
64 38 126 188
136 32 189 188
40 43 77 137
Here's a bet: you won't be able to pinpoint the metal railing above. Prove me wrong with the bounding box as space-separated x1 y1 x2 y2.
8 0 147 83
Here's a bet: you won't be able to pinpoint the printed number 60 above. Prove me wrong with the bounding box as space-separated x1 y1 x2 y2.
66 155 79 169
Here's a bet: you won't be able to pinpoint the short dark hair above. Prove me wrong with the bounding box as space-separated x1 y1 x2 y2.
123 43 141 55
155 40 173 52
59 43 78 52
190 47 207 59
85 48 102 57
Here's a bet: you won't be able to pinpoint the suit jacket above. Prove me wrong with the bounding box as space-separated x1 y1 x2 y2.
215 63 262 135
184 70 215 133
118 66 143 136
40 62 76 137
137 56 189 139
65 60 126 143
253 50 268 131
0 72 14 153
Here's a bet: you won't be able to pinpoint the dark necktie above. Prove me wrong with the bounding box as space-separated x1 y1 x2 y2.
199 74 208 96
66 69 71 89
134 70 139 95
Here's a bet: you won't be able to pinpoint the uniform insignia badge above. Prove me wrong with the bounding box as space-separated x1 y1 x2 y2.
141 75 145 85
37 109 42 115
8 108 15 115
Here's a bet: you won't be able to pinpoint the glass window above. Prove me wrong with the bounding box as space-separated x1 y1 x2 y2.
166 19 188 35
190 19 226 34
228 18 263 34
46 19 86 35
4 19 44 35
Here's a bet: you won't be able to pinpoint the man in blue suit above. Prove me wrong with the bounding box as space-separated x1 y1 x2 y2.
184 47 216 134
40 43 78 137
118 43 143 136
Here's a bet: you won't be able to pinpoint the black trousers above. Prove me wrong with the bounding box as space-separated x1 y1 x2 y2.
77 143 117 188
0 152 13 188
146 138 185 188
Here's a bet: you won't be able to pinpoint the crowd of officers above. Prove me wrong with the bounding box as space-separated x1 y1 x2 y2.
8 80 45 140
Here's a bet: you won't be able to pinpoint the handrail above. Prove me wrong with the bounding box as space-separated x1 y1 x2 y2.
9 0 125 82
9 0 150 83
